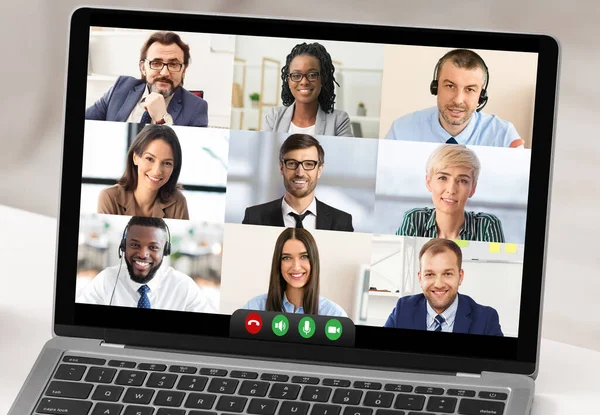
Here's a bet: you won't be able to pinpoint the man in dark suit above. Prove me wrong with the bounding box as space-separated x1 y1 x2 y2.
242 134 353 232
86 31 208 127
384 238 503 336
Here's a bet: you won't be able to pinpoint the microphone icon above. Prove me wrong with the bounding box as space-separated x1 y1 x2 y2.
299 317 315 339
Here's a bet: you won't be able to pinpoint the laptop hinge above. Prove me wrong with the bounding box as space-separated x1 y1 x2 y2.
100 341 126 348
456 372 482 378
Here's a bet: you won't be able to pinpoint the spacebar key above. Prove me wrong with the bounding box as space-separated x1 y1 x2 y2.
458 398 505 415
35 397 93 414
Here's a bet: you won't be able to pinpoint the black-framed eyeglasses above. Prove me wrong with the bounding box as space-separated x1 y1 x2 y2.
287 71 320 82
281 159 320 170
144 59 184 72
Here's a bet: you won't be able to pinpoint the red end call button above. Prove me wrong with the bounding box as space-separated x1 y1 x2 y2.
245 312 263 334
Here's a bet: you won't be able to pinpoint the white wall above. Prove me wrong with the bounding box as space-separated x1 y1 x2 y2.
219 223 372 316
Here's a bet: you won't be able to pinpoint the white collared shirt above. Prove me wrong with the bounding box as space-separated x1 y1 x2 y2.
288 122 316 135
281 197 317 230
127 86 175 124
76 263 218 313
426 294 459 332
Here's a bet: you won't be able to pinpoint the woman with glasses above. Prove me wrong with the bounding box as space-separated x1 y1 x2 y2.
97 124 189 220
242 228 347 317
262 42 353 137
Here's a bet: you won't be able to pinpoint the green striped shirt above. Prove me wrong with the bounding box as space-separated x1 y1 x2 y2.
395 207 505 242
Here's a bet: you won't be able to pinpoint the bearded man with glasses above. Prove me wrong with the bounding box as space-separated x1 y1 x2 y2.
242 133 354 232
86 31 209 127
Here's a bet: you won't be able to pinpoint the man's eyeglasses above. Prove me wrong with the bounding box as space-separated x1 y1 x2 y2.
281 159 320 170
287 71 320 82
145 60 184 72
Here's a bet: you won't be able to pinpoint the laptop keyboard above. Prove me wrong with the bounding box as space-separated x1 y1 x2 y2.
34 355 508 415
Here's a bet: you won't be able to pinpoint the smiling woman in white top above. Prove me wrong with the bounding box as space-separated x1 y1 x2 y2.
262 42 353 137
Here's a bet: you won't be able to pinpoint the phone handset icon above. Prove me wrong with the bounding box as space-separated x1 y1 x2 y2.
245 312 263 335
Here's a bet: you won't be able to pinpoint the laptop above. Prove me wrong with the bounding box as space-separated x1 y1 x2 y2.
10 6 559 415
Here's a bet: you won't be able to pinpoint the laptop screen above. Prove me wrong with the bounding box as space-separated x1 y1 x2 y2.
56 7 558 375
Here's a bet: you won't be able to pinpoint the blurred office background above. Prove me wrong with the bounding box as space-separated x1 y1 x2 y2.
374 141 530 244
1 0 599 353
224 130 378 233
81 120 229 223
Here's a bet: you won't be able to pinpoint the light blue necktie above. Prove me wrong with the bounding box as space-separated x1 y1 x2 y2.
137 285 151 309
434 314 446 331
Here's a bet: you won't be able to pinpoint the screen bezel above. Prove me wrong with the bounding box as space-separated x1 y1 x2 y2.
55 6 559 376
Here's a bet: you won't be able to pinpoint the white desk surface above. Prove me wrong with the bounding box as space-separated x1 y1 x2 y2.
1 204 598 414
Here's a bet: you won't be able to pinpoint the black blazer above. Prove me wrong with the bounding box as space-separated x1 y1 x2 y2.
242 197 354 232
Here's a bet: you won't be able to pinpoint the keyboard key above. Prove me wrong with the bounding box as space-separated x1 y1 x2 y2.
123 388 155 404
124 406 154 415
231 370 259 379
458 398 506 415
189 412 217 415
261 373 289 382
301 386 332 402
239 380 270 397
147 373 178 389
414 386 444 395
185 392 217 409
363 391 394 408
375 410 405 415
479 391 508 400
447 388 476 397
63 356 106 365
354 381 382 390
35 397 92 414
85 367 117 383
116 370 147 387
177 375 209 391
279 401 310 415
91 403 123 415
394 394 425 411
54 364 86 381
155 390 186 407
343 407 373 415
322 379 351 387
407 412 435 415
216 395 248 412
108 360 136 369
169 365 197 374
45 380 93 399
269 383 301 400
156 409 185 415
138 363 167 371
207 378 239 394
92 385 124 402
426 396 457 413
332 389 362 405
311 403 342 415
201 368 228 377
384 384 413 393
292 376 320 384
247 398 279 415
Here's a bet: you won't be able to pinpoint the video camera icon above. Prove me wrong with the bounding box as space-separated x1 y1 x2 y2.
325 319 343 341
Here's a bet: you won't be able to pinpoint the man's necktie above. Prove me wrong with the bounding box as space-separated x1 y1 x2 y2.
446 137 458 144
289 211 310 228
140 110 152 124
434 314 446 331
137 285 151 309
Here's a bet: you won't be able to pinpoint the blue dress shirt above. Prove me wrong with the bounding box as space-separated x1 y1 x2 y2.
242 292 347 317
426 295 459 332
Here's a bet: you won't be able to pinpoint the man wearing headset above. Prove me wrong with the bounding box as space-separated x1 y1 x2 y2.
385 49 524 148
77 216 217 312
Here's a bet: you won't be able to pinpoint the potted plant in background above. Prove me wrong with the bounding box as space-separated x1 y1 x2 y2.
249 92 260 108
357 101 367 116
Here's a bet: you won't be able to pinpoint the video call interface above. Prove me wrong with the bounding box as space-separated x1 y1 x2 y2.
76 25 539 340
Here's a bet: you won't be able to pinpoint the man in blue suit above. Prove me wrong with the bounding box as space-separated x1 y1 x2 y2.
86 31 208 127
384 238 503 336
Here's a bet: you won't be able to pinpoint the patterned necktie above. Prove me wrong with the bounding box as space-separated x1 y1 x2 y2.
289 211 310 228
446 137 458 144
140 110 152 124
434 314 446 331
137 285 151 309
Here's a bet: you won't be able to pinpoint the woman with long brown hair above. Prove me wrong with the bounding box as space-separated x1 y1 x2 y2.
243 228 346 316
